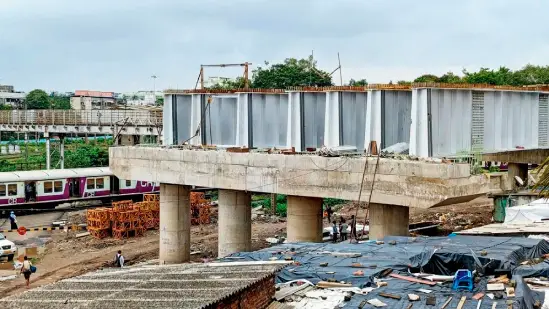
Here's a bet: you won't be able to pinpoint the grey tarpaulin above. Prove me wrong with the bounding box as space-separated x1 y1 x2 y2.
223 235 549 308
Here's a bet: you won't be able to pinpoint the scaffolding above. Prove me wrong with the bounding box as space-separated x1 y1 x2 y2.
86 193 211 239
86 208 112 239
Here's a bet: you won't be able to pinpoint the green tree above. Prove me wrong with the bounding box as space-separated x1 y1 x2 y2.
414 74 439 83
0 104 12 110
251 57 333 88
437 72 463 83
50 94 71 109
397 80 412 85
462 67 516 85
348 79 368 86
24 89 50 109
208 77 249 90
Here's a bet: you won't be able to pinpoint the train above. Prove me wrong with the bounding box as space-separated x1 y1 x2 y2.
0 167 159 209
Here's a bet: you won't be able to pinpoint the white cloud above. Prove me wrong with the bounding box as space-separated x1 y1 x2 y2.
0 0 548 92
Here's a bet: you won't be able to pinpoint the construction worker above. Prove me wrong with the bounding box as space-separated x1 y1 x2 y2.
114 250 124 267
350 215 357 242
339 218 348 241
326 205 333 224
9 211 17 230
331 221 339 243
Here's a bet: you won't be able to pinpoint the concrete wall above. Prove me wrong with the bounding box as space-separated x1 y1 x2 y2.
110 147 490 209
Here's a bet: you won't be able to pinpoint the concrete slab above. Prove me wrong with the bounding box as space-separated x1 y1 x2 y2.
0 262 286 309
110 147 490 209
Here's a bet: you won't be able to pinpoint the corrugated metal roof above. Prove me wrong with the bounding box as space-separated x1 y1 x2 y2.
0 261 289 309
0 167 112 183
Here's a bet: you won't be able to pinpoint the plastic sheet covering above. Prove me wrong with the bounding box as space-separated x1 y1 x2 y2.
224 235 549 309
505 199 549 223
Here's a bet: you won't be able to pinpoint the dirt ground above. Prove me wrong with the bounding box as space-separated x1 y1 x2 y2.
334 196 494 234
0 196 493 298
0 221 286 298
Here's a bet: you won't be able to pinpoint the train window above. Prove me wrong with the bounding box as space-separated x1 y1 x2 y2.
96 178 104 189
54 181 63 193
87 179 95 190
0 185 5 197
44 181 53 193
7 184 17 196
125 180 132 187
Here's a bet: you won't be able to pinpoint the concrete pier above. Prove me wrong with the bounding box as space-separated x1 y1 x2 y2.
368 203 409 240
287 196 323 242
218 190 251 257
159 184 191 264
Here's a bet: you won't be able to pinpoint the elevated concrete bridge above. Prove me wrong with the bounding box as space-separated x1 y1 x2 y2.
110 146 490 263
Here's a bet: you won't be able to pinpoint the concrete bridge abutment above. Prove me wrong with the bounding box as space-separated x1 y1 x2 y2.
287 195 323 242
159 183 191 264
218 189 252 258
368 203 409 240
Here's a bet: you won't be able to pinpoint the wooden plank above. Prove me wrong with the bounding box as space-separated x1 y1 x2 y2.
389 273 437 286
440 296 452 309
456 296 466 309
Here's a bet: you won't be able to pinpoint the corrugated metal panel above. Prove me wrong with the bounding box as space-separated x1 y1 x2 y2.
302 92 326 148
382 90 412 148
251 94 288 148
204 96 238 145
429 89 472 157
539 94 548 147
175 95 192 144
471 91 484 151
340 92 367 150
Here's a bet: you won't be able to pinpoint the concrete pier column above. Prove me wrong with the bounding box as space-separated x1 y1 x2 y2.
218 190 251 257
45 132 50 170
159 184 191 264
287 196 323 242
508 163 528 189
369 203 409 240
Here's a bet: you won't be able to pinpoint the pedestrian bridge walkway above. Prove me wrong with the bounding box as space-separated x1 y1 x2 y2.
0 109 163 137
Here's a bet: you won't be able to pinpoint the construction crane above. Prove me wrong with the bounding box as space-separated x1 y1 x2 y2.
195 62 252 89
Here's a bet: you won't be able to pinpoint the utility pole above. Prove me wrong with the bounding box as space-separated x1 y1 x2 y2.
151 75 157 105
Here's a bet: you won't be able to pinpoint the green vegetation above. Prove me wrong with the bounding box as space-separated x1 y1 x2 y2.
210 58 549 89
18 89 71 110
250 195 348 217
0 139 110 172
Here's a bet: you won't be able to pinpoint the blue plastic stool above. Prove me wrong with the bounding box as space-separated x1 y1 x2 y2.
452 269 473 291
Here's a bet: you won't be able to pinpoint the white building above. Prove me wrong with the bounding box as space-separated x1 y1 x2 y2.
0 85 26 108
122 91 162 106
70 90 116 110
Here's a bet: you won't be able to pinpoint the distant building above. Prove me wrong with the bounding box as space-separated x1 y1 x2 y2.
0 85 26 108
122 91 162 106
70 90 116 110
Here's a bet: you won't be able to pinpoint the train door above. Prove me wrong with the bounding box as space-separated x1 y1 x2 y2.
69 178 80 198
111 176 120 194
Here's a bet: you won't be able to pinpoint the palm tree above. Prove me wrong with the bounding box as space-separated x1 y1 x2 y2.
535 158 549 196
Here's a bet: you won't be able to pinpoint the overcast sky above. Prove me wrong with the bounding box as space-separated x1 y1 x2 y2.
1 0 548 93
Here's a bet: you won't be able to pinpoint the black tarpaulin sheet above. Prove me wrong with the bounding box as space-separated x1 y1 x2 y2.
223 235 549 309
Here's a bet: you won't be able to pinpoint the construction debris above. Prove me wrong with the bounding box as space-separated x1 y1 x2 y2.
86 193 212 239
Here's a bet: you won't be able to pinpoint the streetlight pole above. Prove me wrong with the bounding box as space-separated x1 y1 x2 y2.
151 75 157 106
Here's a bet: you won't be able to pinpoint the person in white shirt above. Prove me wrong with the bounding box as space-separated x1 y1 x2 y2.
20 256 32 288
114 250 124 267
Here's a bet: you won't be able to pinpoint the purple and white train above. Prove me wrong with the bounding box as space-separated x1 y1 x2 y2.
0 167 159 208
